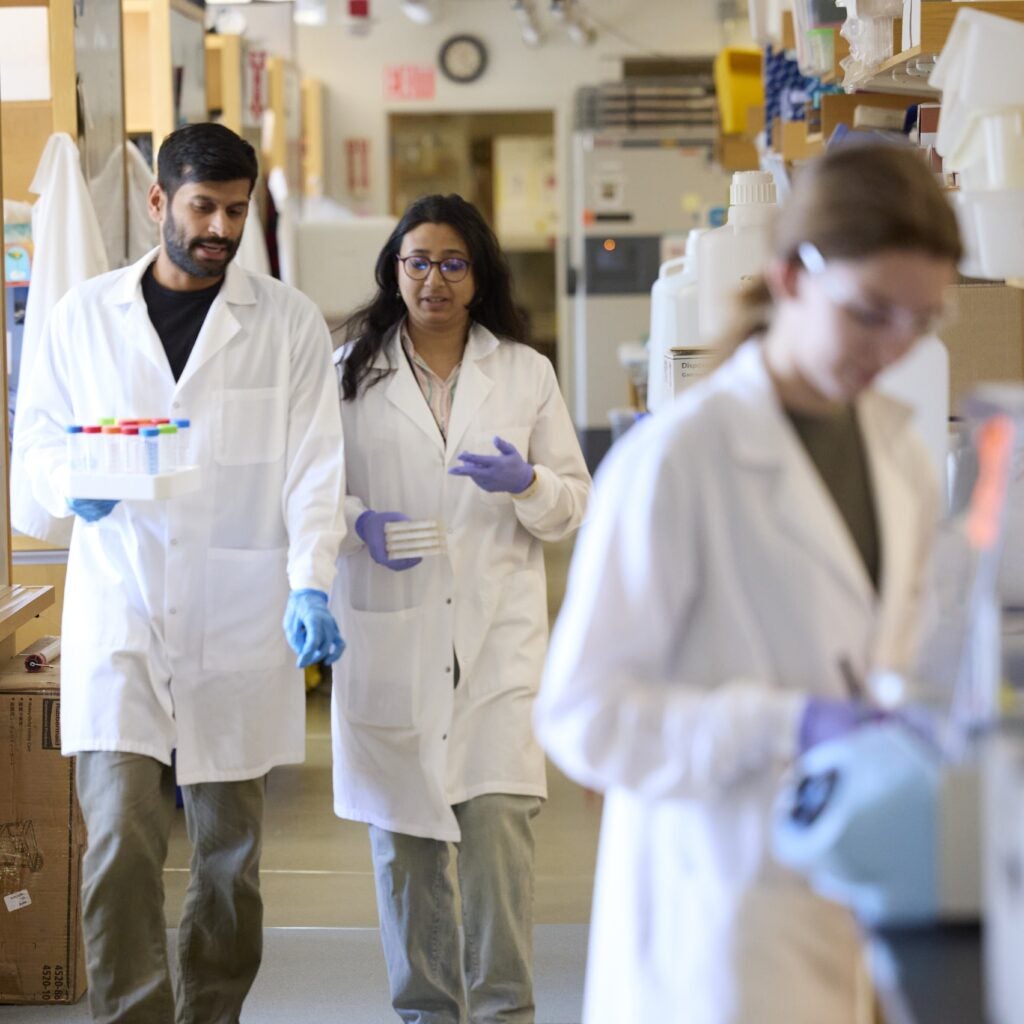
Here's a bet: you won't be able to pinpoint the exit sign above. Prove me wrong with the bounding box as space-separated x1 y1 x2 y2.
384 64 436 101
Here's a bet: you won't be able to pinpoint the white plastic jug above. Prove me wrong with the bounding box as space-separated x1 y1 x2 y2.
697 171 777 346
646 230 704 411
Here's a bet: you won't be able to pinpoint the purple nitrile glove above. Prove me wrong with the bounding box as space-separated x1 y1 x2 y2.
355 510 422 571
67 498 119 523
798 697 883 754
448 436 535 494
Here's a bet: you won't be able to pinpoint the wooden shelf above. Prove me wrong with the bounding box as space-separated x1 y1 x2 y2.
845 0 1024 93
0 586 54 645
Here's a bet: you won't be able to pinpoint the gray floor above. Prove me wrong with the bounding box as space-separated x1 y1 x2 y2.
1 540 598 1022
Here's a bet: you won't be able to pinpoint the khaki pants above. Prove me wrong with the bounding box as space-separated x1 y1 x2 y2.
76 752 265 1024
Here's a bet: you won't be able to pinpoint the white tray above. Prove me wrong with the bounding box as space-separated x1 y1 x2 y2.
68 466 202 501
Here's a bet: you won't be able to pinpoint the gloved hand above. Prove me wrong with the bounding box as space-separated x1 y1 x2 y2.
282 589 345 669
355 510 422 571
798 697 883 754
449 436 535 494
67 498 119 523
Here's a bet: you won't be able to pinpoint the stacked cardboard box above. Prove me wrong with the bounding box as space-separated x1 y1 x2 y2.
0 653 86 1005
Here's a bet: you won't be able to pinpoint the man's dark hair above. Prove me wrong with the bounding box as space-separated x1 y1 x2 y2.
157 122 259 199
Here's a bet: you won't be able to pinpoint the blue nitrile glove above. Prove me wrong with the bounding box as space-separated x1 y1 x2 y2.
282 589 345 669
448 436 535 494
66 498 119 523
355 510 422 571
798 697 884 754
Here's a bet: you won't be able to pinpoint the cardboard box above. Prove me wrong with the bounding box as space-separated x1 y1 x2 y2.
942 283 1024 409
0 655 86 1005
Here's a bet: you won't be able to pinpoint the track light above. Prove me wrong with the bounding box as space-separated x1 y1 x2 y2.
401 0 439 24
549 0 595 45
511 0 543 46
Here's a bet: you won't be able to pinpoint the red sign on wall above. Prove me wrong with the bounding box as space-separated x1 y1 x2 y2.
346 138 371 196
383 64 436 101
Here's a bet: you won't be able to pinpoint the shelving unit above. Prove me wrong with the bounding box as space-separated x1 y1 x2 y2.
205 33 245 134
0 0 78 201
301 77 325 198
122 0 206 156
843 1 1024 93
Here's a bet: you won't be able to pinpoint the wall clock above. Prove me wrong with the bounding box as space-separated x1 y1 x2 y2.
438 34 488 84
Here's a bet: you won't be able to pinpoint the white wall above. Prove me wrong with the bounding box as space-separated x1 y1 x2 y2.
297 0 731 214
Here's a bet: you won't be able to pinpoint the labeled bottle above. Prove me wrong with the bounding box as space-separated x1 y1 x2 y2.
101 426 123 473
697 171 778 346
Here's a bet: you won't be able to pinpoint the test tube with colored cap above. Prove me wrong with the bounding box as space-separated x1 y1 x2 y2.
82 425 102 471
121 426 142 473
65 426 84 472
171 419 191 466
141 427 161 474
158 425 178 470
101 426 123 473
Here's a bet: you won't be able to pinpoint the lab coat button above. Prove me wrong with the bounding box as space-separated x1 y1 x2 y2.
445 666 452 674
170 538 179 547
442 733 448 741
169 607 178 615
446 598 452 605
172 401 181 410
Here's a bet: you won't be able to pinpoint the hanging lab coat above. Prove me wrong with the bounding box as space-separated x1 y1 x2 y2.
13 133 109 547
13 250 345 783
330 324 591 840
535 340 938 1024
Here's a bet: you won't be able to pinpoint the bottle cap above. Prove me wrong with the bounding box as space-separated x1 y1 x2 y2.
122 426 139 436
729 170 776 207
82 426 102 434
140 427 160 437
97 417 116 426
65 425 83 434
172 418 191 428
102 426 121 435
158 425 178 435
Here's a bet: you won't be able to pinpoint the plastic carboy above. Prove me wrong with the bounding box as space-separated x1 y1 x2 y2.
646 228 705 412
697 171 778 346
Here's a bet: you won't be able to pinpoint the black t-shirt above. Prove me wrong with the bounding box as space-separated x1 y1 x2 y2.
141 264 223 381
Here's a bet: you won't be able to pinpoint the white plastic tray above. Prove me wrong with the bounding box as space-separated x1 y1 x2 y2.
68 466 202 501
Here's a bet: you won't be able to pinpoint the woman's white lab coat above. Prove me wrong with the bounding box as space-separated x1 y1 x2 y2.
535 340 938 1024
330 323 591 840
13 251 345 783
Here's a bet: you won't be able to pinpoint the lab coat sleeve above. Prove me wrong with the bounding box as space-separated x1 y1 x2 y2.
333 348 370 557
283 296 347 593
512 359 592 542
12 297 76 524
534 420 805 801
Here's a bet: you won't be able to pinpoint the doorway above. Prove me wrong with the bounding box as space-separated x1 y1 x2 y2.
388 110 557 365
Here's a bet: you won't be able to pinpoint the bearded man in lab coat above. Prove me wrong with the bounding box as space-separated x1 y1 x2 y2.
13 122 346 1024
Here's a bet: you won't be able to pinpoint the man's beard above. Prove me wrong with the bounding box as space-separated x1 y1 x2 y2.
163 210 239 279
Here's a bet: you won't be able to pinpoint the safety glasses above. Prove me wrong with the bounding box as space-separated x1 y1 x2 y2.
396 255 472 283
797 242 955 341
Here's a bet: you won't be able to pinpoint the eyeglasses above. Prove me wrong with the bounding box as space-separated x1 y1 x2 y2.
797 242 954 340
396 255 472 283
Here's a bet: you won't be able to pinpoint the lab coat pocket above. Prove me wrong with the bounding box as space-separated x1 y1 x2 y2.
463 427 532 507
215 387 287 466
202 547 291 673
341 606 422 728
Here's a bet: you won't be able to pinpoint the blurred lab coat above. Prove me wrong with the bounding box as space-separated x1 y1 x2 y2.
13 133 109 546
331 324 591 839
13 250 345 782
535 340 938 1024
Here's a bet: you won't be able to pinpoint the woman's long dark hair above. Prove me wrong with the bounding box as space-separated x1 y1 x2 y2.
338 193 529 400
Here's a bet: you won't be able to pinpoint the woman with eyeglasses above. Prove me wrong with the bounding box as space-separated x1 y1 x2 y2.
329 193 590 1023
535 142 962 1024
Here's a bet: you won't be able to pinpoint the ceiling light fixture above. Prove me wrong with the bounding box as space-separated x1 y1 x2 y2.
401 0 439 24
511 0 543 46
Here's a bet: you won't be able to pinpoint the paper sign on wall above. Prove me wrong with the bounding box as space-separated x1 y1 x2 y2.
245 50 269 123
383 65 436 101
346 138 371 197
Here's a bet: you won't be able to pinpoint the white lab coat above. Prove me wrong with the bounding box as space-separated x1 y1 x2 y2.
535 340 938 1024
330 324 591 840
14 133 109 546
13 250 345 783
